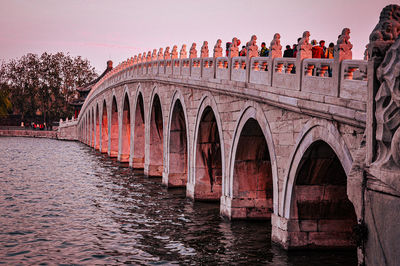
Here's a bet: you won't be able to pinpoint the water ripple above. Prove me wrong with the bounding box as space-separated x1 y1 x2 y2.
0 137 357 265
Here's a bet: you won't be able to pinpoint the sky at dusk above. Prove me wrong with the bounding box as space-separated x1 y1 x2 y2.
0 0 396 73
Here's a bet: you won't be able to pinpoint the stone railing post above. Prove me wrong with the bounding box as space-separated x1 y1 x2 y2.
334 28 353 97
296 31 312 91
213 39 223 79
269 33 282 85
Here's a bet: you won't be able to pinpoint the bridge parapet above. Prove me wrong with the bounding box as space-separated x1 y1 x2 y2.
82 51 368 129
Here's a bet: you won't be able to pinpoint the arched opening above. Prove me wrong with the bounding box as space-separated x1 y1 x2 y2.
232 118 273 219
110 97 119 157
148 94 163 176
101 101 108 153
91 109 95 147
132 93 145 169
195 106 222 201
120 94 130 162
95 105 100 150
85 117 88 145
168 99 187 187
291 140 357 249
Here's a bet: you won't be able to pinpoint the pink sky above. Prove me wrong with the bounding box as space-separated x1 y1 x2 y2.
0 0 395 73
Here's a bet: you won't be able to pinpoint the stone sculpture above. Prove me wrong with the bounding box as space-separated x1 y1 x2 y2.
189 43 197 58
152 49 158 61
158 48 164 60
369 4 400 59
374 36 400 168
335 28 353 60
164 46 170 60
146 51 152 62
229 37 239 58
133 55 137 64
247 35 258 58
200 41 209 58
180 44 187 59
370 4 400 169
297 31 312 59
213 39 223 58
270 33 282 59
171 45 178 59
137 53 142 63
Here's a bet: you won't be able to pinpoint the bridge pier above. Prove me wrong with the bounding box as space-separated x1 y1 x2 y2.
145 94 163 176
109 97 119 158
130 92 145 169
272 140 357 250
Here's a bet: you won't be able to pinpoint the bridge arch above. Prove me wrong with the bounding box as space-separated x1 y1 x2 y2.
146 86 165 176
189 92 225 201
222 102 278 219
95 103 100 150
119 88 131 162
109 94 119 157
164 89 189 187
100 99 108 153
280 119 357 249
86 114 89 145
131 85 146 168
91 106 95 147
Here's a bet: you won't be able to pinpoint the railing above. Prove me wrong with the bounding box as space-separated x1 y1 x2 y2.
216 57 230 80
80 55 369 122
165 59 173 75
272 58 297 90
340 60 368 101
231 57 248 82
202 57 214 79
302 59 336 96
181 59 190 76
249 57 271 86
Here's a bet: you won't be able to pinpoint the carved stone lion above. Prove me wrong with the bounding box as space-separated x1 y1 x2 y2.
297 31 312 59
201 41 209 58
229 37 239 58
189 43 197 58
164 46 170 60
180 44 187 59
374 34 400 168
369 4 400 59
270 33 282 59
213 39 223 58
171 45 178 59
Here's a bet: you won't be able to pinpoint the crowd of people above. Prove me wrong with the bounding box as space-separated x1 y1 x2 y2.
225 39 271 58
224 37 335 59
283 39 335 59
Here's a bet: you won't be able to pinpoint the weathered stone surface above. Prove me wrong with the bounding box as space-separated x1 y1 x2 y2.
61 12 400 264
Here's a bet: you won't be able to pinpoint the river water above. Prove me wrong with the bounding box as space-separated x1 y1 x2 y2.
0 137 357 265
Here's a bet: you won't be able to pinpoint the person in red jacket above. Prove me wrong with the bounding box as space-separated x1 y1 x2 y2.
311 39 324 58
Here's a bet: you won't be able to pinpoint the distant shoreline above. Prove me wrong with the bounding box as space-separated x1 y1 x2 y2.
0 129 58 139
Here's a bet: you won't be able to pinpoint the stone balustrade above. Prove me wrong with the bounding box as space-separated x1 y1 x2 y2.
86 52 368 111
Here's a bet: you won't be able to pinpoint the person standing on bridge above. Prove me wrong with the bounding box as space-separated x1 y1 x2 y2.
260 42 269 57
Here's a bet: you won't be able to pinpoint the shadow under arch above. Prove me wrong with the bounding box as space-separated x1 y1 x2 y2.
164 89 189 187
95 103 100 150
147 92 164 176
222 103 278 219
100 99 108 153
131 90 145 168
119 92 131 162
279 119 357 250
109 95 119 157
190 93 225 201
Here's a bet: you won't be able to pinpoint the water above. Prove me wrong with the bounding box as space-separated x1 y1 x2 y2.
0 137 357 265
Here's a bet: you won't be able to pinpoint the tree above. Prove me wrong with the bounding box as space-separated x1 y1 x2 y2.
0 52 97 124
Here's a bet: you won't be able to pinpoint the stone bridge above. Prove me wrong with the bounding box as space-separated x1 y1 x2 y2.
59 5 400 265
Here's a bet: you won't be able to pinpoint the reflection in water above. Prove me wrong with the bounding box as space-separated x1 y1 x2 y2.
0 137 357 265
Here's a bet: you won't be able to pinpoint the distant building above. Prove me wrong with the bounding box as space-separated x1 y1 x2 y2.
70 60 113 118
